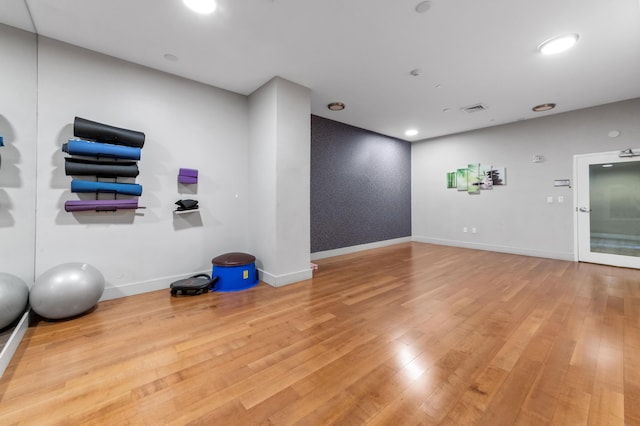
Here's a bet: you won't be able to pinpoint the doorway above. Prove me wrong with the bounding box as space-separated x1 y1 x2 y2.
574 150 640 268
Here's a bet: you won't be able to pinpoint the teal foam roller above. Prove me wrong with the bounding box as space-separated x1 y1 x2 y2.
71 179 142 196
63 139 141 160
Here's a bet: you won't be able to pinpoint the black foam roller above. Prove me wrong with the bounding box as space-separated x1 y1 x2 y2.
64 158 139 177
74 116 145 148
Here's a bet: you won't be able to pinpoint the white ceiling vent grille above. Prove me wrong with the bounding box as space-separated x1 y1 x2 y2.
461 103 488 113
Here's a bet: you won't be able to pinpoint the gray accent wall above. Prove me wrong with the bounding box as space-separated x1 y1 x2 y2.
311 115 411 253
412 98 640 260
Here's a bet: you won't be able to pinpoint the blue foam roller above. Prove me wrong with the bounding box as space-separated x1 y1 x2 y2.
63 139 141 160
71 179 142 196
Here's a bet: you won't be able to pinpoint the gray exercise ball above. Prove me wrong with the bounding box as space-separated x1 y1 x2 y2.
0 273 29 329
30 263 105 320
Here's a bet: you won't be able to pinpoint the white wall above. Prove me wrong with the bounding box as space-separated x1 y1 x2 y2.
35 37 251 299
412 98 640 260
0 24 37 285
274 78 311 282
248 79 278 278
248 77 312 286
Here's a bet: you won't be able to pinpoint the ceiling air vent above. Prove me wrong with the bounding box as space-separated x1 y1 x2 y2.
461 103 488 113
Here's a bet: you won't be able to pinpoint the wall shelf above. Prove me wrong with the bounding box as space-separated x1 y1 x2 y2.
173 209 199 215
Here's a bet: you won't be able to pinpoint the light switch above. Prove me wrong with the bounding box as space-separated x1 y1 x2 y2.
547 196 553 203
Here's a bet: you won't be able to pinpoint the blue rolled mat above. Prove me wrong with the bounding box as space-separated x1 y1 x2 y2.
62 139 141 160
71 179 142 196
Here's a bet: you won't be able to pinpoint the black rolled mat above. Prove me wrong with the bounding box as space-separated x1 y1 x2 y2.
64 157 139 177
74 116 145 148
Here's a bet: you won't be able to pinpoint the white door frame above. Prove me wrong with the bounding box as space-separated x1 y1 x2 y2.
573 149 640 268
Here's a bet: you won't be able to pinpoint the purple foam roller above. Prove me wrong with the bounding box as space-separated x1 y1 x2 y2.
65 199 139 212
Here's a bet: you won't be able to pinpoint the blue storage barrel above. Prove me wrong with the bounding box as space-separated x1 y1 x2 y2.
211 252 259 292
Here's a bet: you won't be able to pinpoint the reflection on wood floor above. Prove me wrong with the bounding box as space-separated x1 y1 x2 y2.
1 242 639 424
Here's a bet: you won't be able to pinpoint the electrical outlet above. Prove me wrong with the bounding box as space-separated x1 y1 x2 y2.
557 196 564 203
547 196 553 203
471 227 477 234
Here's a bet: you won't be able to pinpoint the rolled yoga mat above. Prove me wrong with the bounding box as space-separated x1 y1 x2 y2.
71 180 142 196
63 139 141 160
65 199 139 212
65 158 139 178
74 116 145 148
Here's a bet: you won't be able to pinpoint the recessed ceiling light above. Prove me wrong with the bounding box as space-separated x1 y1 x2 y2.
537 34 579 55
327 102 345 111
415 1 432 13
608 130 621 138
532 103 556 112
183 0 217 14
409 68 422 77
163 53 179 62
602 164 613 168
405 129 418 137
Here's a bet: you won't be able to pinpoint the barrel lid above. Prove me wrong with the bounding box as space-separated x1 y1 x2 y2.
212 252 256 266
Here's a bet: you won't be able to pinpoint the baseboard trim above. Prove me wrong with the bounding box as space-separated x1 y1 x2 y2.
412 236 575 261
311 237 413 260
101 266 316 297
0 310 30 378
260 268 313 287
100 270 210 301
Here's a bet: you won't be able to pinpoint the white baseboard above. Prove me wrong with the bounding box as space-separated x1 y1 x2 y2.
99 234 572 301
100 265 315 298
100 270 210 301
311 237 412 260
0 310 30 378
260 268 313 287
412 236 575 261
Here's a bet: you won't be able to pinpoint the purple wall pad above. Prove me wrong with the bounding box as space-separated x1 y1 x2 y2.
178 176 198 184
65 199 139 212
178 168 198 178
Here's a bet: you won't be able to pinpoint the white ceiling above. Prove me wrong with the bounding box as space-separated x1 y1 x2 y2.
2 0 640 141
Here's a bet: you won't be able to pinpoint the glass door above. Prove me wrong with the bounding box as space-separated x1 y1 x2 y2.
575 150 640 269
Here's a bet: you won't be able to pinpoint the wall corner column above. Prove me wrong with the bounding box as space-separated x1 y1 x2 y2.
248 77 311 287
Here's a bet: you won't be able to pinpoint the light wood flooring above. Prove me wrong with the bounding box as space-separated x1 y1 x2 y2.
1 242 639 425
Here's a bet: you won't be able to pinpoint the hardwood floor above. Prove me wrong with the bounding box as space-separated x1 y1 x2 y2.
1 242 639 425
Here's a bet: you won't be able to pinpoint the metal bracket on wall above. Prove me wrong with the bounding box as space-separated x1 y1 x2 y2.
619 148 640 158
